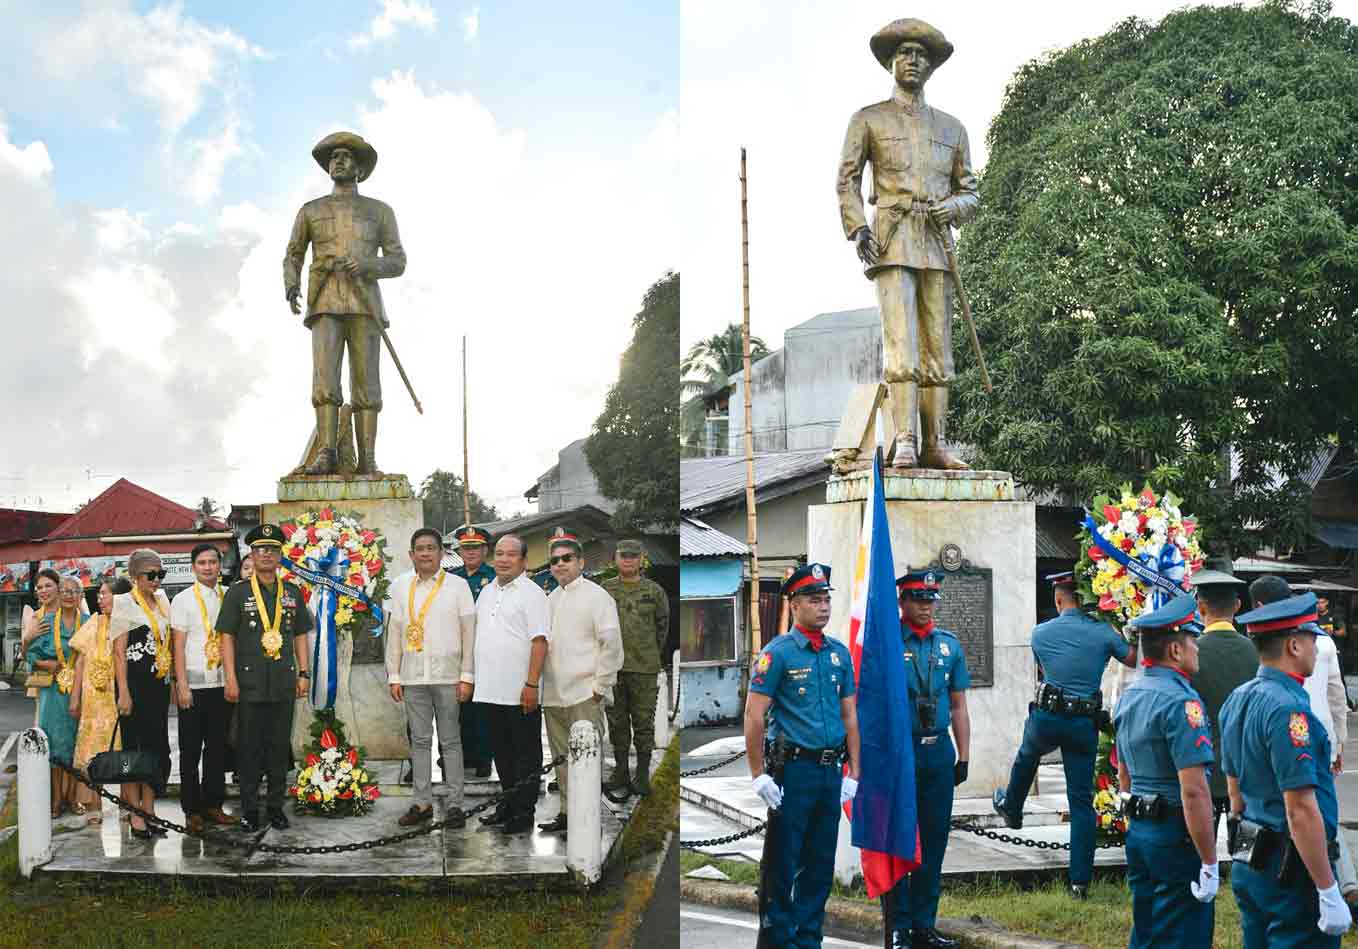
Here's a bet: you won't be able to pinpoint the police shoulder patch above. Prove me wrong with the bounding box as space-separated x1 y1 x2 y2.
1184 700 1204 728
756 652 772 673
1289 711 1310 747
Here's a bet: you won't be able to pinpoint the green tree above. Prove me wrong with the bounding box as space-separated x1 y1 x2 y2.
587 272 680 530
196 497 218 518
952 0 1358 556
418 470 500 536
680 324 771 456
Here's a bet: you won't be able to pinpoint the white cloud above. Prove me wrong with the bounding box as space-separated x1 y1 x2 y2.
182 116 244 207
463 8 480 42
0 117 53 181
92 209 151 253
349 0 438 50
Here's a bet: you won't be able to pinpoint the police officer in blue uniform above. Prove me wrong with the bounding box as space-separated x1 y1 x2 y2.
448 525 496 777
745 563 861 949
887 569 970 949
1220 591 1352 946
1113 594 1219 948
993 571 1136 898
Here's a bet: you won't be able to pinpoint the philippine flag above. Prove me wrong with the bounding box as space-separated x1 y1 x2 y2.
845 445 920 897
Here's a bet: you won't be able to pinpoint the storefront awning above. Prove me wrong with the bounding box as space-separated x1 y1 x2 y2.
681 558 743 598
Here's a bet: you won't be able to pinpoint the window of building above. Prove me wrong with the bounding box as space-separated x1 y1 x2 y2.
681 597 737 663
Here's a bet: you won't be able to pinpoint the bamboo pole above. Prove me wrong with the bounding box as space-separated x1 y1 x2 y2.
741 148 761 663
462 336 472 528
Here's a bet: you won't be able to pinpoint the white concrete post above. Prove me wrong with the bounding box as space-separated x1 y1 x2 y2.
654 670 671 749
566 719 602 886
17 728 51 879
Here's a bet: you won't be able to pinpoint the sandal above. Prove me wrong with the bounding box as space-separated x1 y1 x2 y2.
72 802 89 816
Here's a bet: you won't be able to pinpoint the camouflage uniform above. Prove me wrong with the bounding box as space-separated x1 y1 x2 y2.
601 575 669 793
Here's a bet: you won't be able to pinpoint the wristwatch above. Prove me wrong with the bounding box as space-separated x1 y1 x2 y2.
298 670 311 679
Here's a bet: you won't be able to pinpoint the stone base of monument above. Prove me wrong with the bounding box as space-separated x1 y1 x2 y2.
807 467 1035 798
263 474 423 761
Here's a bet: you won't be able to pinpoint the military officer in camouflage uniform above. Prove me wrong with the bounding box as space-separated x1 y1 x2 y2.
601 539 670 797
218 524 314 832
284 131 407 476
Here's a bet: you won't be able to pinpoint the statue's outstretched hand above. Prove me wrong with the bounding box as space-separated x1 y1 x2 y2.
854 227 879 266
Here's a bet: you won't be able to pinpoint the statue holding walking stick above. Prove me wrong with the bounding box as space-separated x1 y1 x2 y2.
284 131 423 477
836 18 990 472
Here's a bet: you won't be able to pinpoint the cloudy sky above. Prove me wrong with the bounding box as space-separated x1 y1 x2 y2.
680 0 1358 357
0 0 677 517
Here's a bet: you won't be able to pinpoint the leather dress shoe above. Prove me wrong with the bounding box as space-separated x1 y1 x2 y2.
203 807 237 826
502 814 534 834
912 928 960 949
1069 883 1089 901
991 789 1022 830
268 812 290 830
480 808 510 827
129 824 154 840
475 764 492 778
444 809 467 829
149 823 168 837
238 814 262 833
186 814 206 835
537 813 568 834
399 805 433 827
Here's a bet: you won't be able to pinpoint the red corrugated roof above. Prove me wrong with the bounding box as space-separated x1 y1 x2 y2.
0 509 71 544
46 478 226 539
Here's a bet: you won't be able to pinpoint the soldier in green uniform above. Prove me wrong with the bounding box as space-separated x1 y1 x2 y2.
449 525 496 777
601 539 670 797
218 524 314 832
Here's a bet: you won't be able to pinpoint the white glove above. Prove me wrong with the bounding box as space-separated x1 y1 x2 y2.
752 773 783 810
1189 862 1218 903
1317 882 1352 936
840 776 859 805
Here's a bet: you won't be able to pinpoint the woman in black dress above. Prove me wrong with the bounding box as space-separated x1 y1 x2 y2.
111 548 173 839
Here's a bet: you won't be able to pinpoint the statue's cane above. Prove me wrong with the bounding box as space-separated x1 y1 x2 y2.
929 213 993 394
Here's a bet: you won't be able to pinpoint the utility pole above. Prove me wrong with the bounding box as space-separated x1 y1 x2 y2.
462 335 472 528
740 148 761 668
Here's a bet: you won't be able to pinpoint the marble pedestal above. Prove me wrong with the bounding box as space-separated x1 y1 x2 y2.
263 475 423 760
808 470 1034 797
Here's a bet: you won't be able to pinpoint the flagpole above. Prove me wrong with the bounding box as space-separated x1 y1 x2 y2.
462 335 471 528
740 147 762 669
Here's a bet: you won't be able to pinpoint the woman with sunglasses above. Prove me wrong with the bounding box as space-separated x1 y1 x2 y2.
26 572 87 816
69 577 131 823
109 549 174 839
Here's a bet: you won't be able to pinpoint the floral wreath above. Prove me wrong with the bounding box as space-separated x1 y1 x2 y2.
289 709 380 817
1075 483 1205 630
277 507 391 638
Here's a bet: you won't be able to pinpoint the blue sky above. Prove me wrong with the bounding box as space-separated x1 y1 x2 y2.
0 1 678 516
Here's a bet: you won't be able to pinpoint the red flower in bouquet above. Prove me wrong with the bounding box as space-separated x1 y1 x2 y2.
365 558 383 576
319 507 333 520
319 728 338 750
306 753 320 767
306 526 318 544
347 748 359 766
281 523 296 539
363 785 381 801
361 530 376 544
339 789 354 800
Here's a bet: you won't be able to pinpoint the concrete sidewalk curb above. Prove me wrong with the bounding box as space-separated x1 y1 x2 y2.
596 829 676 949
679 878 1086 949
679 782 764 832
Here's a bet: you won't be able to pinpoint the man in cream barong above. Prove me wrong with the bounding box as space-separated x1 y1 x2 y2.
169 543 236 833
538 527 623 835
386 527 476 828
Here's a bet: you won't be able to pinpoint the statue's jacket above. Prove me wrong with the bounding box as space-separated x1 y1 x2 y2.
284 192 406 328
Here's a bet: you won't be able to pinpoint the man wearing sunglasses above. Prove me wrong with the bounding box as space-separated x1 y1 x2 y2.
537 528 624 834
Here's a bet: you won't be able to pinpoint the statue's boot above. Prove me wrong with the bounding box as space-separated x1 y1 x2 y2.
887 381 918 467
919 386 970 470
355 409 379 475
305 405 339 475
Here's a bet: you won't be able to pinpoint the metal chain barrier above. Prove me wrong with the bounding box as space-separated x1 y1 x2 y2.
949 818 1123 851
55 754 565 855
680 821 767 851
679 748 747 778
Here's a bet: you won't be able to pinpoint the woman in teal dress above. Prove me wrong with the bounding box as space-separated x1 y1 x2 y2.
28 572 86 816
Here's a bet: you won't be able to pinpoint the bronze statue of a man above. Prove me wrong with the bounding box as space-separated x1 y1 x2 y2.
837 19 978 469
284 132 406 475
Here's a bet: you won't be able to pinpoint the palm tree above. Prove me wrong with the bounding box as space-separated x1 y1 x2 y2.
680 324 770 455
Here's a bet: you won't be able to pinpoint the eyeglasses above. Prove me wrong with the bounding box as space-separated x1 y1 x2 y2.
141 570 168 581
549 554 576 565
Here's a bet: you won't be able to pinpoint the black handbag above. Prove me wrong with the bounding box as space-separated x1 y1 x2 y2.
87 720 160 785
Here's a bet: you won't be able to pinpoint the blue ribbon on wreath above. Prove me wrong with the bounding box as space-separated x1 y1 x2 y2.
1082 511 1189 610
282 551 384 710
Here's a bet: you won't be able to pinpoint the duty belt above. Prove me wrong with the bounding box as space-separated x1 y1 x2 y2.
783 744 847 767
1125 794 1183 822
1035 683 1100 718
1229 817 1340 887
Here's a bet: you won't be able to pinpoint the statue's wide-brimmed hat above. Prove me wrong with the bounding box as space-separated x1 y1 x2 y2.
312 131 378 182
870 18 953 72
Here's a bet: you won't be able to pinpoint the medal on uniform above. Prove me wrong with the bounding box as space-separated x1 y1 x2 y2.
88 615 112 692
405 571 445 653
195 582 223 671
132 586 173 680
51 608 77 694
251 574 286 661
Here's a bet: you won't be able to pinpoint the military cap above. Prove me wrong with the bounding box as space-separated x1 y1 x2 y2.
547 527 582 553
1190 557 1245 589
897 568 943 601
312 131 378 182
870 18 954 72
1236 592 1319 638
616 539 645 557
1046 570 1076 587
452 525 492 548
783 563 832 598
1126 594 1201 636
245 524 284 548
